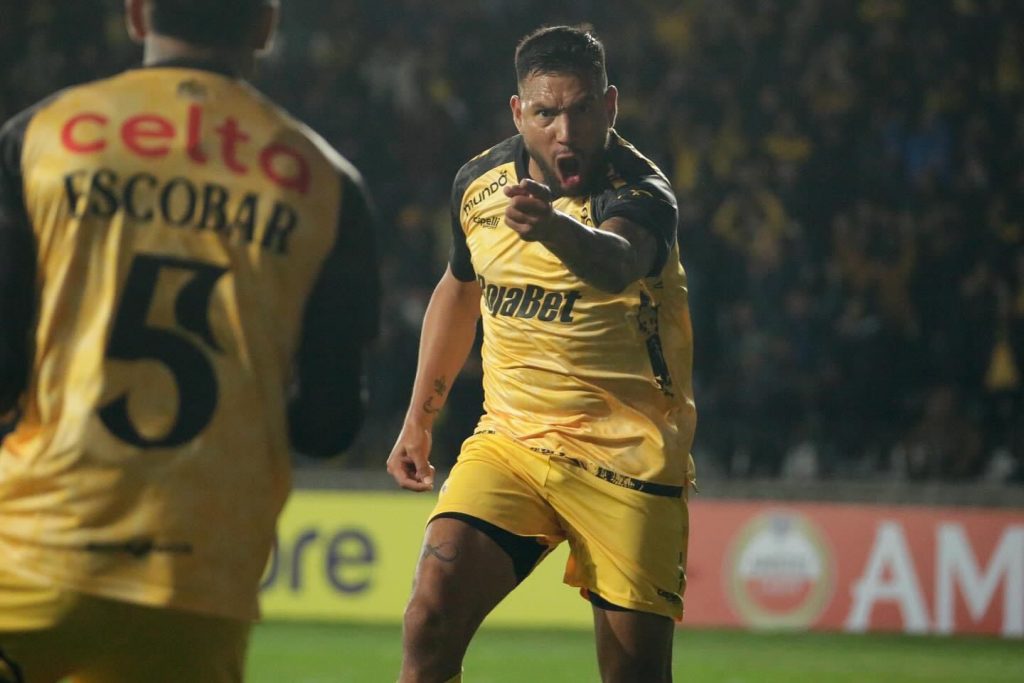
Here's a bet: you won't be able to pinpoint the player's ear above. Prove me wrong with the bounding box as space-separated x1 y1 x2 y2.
510 94 523 132
252 1 278 52
125 0 148 43
605 85 618 128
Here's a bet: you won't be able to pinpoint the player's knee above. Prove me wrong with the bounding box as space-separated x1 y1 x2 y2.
404 565 461 634
402 597 468 680
403 589 477 657
403 595 448 646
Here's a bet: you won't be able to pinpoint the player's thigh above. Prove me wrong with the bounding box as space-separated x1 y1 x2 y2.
431 432 564 547
410 515 522 628
415 433 564 620
550 459 690 620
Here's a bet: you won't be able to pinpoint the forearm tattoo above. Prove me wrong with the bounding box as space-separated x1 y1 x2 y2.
420 376 448 415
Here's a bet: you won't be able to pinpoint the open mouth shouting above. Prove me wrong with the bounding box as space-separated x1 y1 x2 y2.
555 153 584 192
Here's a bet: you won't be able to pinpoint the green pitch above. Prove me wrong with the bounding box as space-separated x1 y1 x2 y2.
248 621 1023 682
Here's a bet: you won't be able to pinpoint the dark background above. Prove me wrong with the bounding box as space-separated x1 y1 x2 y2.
2 0 1022 482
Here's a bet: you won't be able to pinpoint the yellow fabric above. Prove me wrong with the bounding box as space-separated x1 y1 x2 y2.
458 150 696 491
432 432 690 620
0 67 353 620
0 565 249 682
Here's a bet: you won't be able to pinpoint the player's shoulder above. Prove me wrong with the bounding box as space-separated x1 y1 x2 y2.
601 131 676 206
454 135 522 191
0 102 42 155
0 78 114 170
292 117 366 192
0 100 46 140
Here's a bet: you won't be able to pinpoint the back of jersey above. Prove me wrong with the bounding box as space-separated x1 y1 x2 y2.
0 64 372 620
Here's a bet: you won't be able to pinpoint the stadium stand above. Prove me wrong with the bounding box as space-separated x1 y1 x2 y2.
2 0 1022 483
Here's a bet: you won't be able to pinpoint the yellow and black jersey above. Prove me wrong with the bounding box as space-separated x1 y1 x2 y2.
0 60 379 621
450 131 696 492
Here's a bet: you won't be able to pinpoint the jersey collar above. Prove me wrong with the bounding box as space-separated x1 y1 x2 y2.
142 58 239 79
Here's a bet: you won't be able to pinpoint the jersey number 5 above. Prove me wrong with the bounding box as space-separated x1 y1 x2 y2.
99 254 228 448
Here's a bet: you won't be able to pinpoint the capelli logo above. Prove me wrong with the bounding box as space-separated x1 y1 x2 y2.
473 215 501 229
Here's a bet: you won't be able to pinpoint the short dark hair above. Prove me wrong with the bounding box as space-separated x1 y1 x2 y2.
514 25 608 92
149 0 270 48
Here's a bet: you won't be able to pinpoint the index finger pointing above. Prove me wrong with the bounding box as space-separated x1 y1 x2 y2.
519 178 552 201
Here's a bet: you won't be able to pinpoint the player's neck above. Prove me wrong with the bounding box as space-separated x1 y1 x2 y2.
144 35 255 78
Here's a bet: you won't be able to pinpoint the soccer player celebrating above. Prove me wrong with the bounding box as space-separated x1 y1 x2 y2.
0 1 378 680
387 25 697 683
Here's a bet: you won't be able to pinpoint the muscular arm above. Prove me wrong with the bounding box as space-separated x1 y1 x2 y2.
386 267 481 491
406 268 482 426
504 179 657 293
535 212 656 294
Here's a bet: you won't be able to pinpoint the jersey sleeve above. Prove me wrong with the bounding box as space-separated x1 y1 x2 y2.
288 171 380 457
594 174 678 276
448 169 476 282
0 108 38 416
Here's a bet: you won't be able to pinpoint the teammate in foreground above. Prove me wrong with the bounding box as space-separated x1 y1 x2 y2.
0 1 378 680
387 25 697 683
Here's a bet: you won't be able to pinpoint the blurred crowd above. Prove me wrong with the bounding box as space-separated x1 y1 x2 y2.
1 0 1022 481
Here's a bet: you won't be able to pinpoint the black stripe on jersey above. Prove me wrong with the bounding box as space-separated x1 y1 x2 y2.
83 538 194 557
0 101 46 416
638 292 675 397
448 136 525 282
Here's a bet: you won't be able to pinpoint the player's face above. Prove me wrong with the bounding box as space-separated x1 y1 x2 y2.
511 72 617 197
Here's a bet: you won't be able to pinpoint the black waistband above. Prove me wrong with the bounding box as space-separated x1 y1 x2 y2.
560 456 685 498
472 429 684 499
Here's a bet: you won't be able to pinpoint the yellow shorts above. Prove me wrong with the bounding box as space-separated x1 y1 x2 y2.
431 431 690 620
0 566 249 683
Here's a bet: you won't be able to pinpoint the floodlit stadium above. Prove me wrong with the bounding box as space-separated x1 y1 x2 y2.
1 1 1022 681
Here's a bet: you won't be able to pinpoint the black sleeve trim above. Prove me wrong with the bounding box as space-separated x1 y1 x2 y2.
448 171 475 282
447 138 523 282
0 107 39 415
594 178 678 277
288 172 380 457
